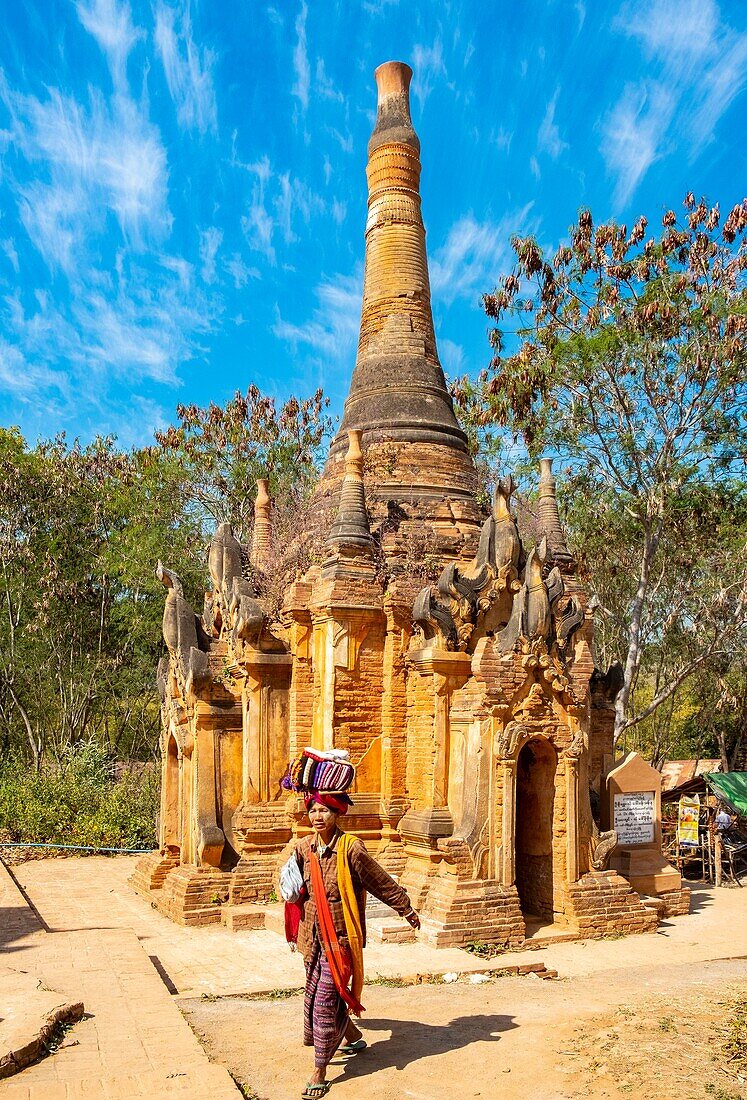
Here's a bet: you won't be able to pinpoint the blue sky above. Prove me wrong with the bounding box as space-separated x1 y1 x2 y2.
1 0 746 449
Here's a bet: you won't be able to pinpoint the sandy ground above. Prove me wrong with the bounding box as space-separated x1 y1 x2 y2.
182 958 747 1100
9 858 747 1099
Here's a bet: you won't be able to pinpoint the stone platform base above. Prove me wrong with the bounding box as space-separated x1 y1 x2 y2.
419 877 526 950
128 850 179 895
640 886 692 920
220 903 268 931
150 865 230 926
228 854 283 906
566 870 659 937
130 853 681 945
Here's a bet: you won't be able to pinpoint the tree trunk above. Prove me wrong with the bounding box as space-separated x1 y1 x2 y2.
7 682 41 772
614 518 661 743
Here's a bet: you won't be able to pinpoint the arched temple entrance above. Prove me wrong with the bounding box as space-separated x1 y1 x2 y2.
515 738 557 921
162 734 180 853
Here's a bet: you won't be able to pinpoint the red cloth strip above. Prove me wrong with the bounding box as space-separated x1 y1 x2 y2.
308 848 364 1016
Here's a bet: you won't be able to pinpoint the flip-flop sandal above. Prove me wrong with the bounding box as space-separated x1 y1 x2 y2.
338 1039 368 1056
301 1083 331 1099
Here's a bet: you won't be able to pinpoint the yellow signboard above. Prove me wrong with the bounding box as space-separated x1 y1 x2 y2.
678 795 700 848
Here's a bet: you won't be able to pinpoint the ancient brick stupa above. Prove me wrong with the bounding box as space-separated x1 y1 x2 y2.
132 62 689 942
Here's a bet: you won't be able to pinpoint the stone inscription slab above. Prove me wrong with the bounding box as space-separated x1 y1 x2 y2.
613 791 655 846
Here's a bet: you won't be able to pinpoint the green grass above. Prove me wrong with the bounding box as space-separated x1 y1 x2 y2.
0 743 160 851
464 940 506 959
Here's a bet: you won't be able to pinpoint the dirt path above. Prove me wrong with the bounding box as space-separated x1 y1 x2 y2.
181 957 747 1100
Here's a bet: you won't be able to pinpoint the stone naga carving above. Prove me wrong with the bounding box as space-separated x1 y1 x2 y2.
206 522 265 648
413 473 586 660
590 662 625 702
590 824 618 870
157 561 210 696
413 476 521 651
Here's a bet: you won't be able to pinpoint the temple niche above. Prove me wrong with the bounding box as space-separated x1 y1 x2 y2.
131 61 688 943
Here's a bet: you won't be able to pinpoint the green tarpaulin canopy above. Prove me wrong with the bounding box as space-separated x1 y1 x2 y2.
705 772 747 817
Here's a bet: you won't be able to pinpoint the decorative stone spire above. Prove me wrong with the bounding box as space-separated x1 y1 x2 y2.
327 62 475 483
250 479 272 569
316 61 480 556
326 430 373 553
537 459 575 571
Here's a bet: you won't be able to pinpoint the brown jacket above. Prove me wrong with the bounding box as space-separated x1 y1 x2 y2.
294 829 411 963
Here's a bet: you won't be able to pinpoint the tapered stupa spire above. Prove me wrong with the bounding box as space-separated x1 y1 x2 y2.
250 479 272 570
538 459 575 572
319 61 480 556
326 431 373 552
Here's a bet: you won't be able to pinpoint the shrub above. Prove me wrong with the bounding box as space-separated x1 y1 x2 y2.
0 743 160 851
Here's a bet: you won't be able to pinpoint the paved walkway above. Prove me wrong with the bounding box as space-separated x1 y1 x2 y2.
0 859 239 1098
12 856 543 996
12 856 747 996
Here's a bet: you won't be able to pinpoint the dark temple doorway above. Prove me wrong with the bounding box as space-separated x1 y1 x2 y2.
515 738 557 921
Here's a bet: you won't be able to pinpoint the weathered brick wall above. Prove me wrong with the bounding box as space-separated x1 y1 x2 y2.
404 665 437 810
333 622 386 790
381 594 412 813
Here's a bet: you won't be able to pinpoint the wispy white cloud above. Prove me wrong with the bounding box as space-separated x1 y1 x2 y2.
620 0 717 70
330 128 353 153
411 39 446 110
361 0 401 13
75 0 143 91
537 88 567 159
316 58 343 102
0 334 62 401
439 338 466 377
601 82 673 209
224 253 259 288
75 292 178 383
2 81 169 266
199 226 222 283
492 127 512 153
605 0 747 204
240 156 276 263
154 0 218 135
693 32 747 144
1 238 19 273
238 155 326 263
273 268 362 361
292 1 310 112
0 13 219 438
160 253 193 291
430 207 536 306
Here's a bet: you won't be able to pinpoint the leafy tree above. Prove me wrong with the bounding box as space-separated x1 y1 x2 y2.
0 382 334 768
153 386 333 541
0 430 201 766
467 194 747 744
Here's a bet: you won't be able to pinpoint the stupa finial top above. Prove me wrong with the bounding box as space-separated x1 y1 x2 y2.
369 59 419 155
374 60 412 100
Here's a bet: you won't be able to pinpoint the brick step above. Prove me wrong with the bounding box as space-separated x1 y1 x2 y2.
220 903 267 931
264 903 286 937
367 918 416 944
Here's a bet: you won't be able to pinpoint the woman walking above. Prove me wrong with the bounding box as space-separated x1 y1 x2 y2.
287 789 420 1099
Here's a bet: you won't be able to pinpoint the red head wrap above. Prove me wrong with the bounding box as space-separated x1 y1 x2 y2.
304 790 353 815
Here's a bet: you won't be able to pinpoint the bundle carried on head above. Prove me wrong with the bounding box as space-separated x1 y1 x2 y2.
281 747 355 794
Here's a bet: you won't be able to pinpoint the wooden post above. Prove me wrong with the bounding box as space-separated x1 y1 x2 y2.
714 831 723 887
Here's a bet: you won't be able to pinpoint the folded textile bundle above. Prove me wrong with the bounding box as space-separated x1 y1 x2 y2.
281 747 355 793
